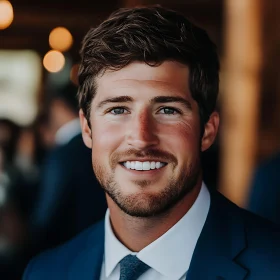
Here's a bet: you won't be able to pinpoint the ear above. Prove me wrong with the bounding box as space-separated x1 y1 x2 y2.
79 109 92 149
201 111 219 152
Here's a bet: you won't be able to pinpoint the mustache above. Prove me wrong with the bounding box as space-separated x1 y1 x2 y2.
110 148 177 167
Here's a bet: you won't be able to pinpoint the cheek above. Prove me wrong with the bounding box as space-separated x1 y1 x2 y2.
91 121 124 154
161 121 201 152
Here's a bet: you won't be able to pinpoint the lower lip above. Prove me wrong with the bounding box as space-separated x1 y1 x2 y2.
119 163 167 175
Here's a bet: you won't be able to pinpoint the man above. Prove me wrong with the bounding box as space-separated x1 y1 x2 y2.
30 83 107 253
23 6 280 280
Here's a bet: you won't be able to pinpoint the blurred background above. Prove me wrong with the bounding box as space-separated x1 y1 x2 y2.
0 0 279 278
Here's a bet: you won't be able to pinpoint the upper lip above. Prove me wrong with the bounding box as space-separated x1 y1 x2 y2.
119 158 168 163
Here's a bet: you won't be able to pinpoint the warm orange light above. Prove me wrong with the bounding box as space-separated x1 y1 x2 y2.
49 27 73 52
43 50 65 73
0 0 13 30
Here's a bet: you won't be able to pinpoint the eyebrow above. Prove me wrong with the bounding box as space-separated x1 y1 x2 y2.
97 96 133 108
151 96 192 110
97 95 192 110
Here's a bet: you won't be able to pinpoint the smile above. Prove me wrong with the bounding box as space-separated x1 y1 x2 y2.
121 161 167 171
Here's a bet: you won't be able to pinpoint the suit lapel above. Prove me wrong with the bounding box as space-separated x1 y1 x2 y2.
187 192 248 280
68 191 249 280
69 221 105 280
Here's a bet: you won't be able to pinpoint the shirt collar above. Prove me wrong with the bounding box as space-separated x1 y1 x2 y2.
55 118 81 145
104 209 133 277
104 182 210 279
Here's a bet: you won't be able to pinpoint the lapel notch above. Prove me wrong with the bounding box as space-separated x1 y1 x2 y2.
187 191 249 280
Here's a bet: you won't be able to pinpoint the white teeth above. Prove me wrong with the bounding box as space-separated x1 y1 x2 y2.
155 162 161 169
130 161 135 169
135 161 143 170
123 161 165 171
142 162 150 170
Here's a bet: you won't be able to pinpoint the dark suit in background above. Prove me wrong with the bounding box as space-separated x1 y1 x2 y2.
28 82 107 254
247 151 280 224
23 190 280 280
30 132 107 253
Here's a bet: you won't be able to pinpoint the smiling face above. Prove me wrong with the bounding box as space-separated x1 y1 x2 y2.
80 61 219 217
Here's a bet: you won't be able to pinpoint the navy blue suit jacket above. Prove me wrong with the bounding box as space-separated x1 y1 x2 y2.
31 134 107 251
23 191 280 280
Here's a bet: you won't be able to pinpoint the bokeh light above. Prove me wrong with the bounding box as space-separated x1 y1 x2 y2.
0 0 14 30
43 50 65 73
49 27 73 52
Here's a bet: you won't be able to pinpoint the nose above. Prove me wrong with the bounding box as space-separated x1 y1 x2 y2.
126 109 159 149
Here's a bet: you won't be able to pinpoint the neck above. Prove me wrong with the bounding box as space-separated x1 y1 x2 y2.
107 180 202 252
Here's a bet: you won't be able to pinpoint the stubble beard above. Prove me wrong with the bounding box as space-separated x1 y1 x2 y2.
92 149 201 218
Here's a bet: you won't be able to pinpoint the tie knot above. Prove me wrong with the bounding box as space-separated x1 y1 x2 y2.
119 255 150 280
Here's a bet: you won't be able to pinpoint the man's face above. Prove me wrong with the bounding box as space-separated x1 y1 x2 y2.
80 61 218 217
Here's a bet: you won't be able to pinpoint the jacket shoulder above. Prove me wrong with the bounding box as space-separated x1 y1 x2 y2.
215 191 280 250
23 220 104 280
241 206 280 248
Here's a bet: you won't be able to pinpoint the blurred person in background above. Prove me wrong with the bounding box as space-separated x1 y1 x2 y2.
0 119 32 279
0 164 30 280
23 6 280 280
247 151 280 224
0 119 21 168
29 82 107 255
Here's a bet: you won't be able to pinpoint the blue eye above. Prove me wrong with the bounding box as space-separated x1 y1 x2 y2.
110 107 127 115
159 107 179 115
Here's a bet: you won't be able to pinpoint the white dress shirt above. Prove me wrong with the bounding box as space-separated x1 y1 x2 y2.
55 118 81 146
99 183 210 280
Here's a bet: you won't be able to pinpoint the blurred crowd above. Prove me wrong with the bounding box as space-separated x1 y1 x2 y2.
0 82 107 279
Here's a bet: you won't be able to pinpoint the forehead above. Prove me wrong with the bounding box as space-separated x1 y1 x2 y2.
95 61 190 98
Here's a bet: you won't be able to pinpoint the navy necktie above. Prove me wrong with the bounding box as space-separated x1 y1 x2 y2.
119 255 150 280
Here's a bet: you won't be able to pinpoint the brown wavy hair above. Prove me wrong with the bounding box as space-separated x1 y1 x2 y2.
78 6 220 130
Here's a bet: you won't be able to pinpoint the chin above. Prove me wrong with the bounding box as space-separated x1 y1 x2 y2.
106 185 190 218
120 192 166 217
